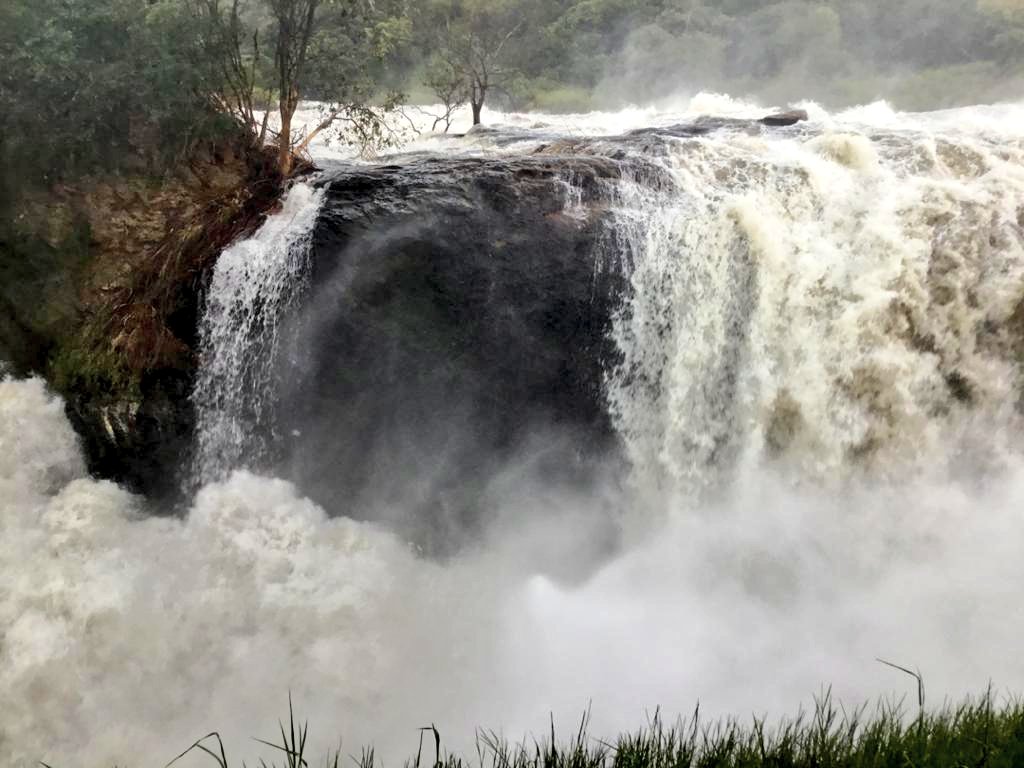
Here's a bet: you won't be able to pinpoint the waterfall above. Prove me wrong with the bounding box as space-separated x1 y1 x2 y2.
605 125 1024 502
5 100 1024 768
187 121 1024 498
192 181 326 483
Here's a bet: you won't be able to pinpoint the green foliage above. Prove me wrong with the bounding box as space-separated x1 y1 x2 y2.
0 209 90 372
0 0 414 185
152 690 1024 768
1 0 1020 184
50 333 141 401
418 0 533 122
0 0 238 189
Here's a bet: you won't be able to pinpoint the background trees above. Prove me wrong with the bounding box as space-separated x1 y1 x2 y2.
406 0 1024 123
1 0 1022 190
190 0 411 175
549 0 1023 111
0 0 235 192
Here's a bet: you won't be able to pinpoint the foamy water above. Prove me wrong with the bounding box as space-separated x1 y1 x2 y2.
290 91 1024 161
3 96 1024 766
5 377 1024 767
605 101 1024 499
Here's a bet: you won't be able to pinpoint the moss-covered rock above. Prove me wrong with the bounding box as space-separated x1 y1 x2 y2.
1 138 285 498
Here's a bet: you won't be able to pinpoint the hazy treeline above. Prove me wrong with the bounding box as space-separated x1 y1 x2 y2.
2 0 1022 191
403 0 1024 112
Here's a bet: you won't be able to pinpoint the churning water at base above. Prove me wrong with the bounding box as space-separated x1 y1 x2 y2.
3 97 1024 767
5 375 1024 767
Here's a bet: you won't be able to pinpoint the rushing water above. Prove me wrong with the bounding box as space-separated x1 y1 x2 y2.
192 183 326 482
3 96 1024 767
606 119 1024 502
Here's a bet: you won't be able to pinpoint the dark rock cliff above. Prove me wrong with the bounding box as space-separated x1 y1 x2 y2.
2 137 657 512
0 117 826 511
269 156 641 545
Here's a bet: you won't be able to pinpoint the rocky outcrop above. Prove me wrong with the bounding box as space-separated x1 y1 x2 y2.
4 116 778 505
4 138 658 507
1 138 285 499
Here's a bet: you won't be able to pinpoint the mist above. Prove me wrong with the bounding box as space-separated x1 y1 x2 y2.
588 0 1024 110
4 374 1024 767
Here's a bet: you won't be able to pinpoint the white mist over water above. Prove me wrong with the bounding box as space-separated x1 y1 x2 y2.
3 98 1024 767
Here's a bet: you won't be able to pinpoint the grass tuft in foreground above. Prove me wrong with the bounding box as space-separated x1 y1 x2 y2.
147 688 1024 768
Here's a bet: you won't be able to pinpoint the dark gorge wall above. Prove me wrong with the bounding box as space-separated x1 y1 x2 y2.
273 157 634 546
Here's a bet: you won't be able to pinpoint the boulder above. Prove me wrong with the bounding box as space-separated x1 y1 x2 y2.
761 109 810 127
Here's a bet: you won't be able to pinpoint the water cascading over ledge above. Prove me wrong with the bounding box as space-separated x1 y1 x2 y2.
193 182 327 484
35 111 1013 533
190 153 661 546
6 105 1024 768
605 125 1024 504
189 116 1024 542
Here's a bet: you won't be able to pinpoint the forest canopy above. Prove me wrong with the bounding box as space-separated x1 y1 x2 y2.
1 0 1022 185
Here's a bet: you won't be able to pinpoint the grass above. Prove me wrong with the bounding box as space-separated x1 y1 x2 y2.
146 686 1024 768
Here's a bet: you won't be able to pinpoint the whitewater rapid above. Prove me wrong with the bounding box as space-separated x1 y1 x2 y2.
3 95 1024 767
607 109 1024 499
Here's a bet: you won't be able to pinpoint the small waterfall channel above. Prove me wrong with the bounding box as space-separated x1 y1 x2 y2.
192 181 326 483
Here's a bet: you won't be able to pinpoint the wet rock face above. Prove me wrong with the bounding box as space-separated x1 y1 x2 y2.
16 149 646 507
265 156 634 547
29 117 812 504
63 370 195 500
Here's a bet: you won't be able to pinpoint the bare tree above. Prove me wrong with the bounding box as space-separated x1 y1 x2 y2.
431 7 523 126
423 58 468 132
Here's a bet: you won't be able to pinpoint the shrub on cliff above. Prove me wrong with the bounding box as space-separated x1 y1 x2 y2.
0 0 240 197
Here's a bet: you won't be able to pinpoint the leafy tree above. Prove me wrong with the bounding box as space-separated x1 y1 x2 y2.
980 0 1024 64
423 57 469 131
188 0 274 149
287 1 411 161
0 0 236 189
0 0 412 186
244 0 411 173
